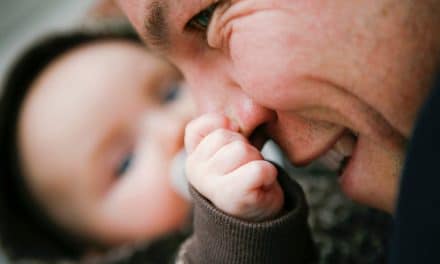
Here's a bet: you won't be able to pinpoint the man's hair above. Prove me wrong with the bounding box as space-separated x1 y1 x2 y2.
0 28 140 261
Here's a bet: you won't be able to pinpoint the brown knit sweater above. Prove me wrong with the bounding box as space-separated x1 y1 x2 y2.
175 166 317 264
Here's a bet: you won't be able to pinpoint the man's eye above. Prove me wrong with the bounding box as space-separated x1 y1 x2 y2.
116 153 134 176
186 3 219 32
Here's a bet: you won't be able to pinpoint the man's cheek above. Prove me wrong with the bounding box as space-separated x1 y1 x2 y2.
228 15 307 108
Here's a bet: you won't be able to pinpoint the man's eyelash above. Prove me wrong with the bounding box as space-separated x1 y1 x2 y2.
186 2 219 32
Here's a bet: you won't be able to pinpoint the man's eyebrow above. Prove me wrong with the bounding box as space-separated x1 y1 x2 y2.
144 1 170 51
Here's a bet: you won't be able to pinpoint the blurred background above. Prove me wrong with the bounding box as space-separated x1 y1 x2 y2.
0 2 96 261
0 0 96 84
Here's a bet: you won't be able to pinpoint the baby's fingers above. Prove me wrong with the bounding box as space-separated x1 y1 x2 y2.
231 161 284 220
191 129 246 164
207 140 262 174
185 113 238 154
216 160 283 220
229 160 278 192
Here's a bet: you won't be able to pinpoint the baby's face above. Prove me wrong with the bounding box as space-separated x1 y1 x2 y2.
18 40 193 246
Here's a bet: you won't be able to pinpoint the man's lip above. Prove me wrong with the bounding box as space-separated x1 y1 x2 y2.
291 129 349 166
338 135 360 182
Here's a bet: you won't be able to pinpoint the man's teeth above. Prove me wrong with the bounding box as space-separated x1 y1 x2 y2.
318 133 356 172
319 149 346 171
335 134 355 156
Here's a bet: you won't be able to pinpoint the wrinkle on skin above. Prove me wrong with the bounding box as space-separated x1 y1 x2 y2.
117 0 440 213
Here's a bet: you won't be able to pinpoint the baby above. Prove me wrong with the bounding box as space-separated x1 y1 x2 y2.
0 29 193 261
0 26 297 263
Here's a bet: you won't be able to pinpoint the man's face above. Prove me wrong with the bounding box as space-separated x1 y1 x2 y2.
118 0 439 212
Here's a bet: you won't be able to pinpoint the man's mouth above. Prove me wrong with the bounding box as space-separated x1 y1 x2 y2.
317 131 358 175
248 123 358 176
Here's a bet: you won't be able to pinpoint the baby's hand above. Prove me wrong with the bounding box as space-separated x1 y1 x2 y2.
185 113 284 221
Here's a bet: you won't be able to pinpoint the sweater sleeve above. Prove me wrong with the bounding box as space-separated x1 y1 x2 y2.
176 165 316 264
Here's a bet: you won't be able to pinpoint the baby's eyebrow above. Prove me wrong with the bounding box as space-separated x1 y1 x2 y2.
144 1 170 52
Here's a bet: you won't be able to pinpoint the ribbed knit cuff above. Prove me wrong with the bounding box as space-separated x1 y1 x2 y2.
184 167 316 264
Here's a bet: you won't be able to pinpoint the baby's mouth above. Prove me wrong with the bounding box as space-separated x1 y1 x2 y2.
317 131 358 176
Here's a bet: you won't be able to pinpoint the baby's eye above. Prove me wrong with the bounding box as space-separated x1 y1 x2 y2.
186 3 219 32
161 83 181 103
116 153 134 176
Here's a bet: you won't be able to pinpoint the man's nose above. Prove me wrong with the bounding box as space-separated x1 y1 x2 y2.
224 92 276 138
182 60 276 139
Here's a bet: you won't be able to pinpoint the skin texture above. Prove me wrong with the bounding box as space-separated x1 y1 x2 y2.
185 113 283 221
18 40 194 246
118 0 440 213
